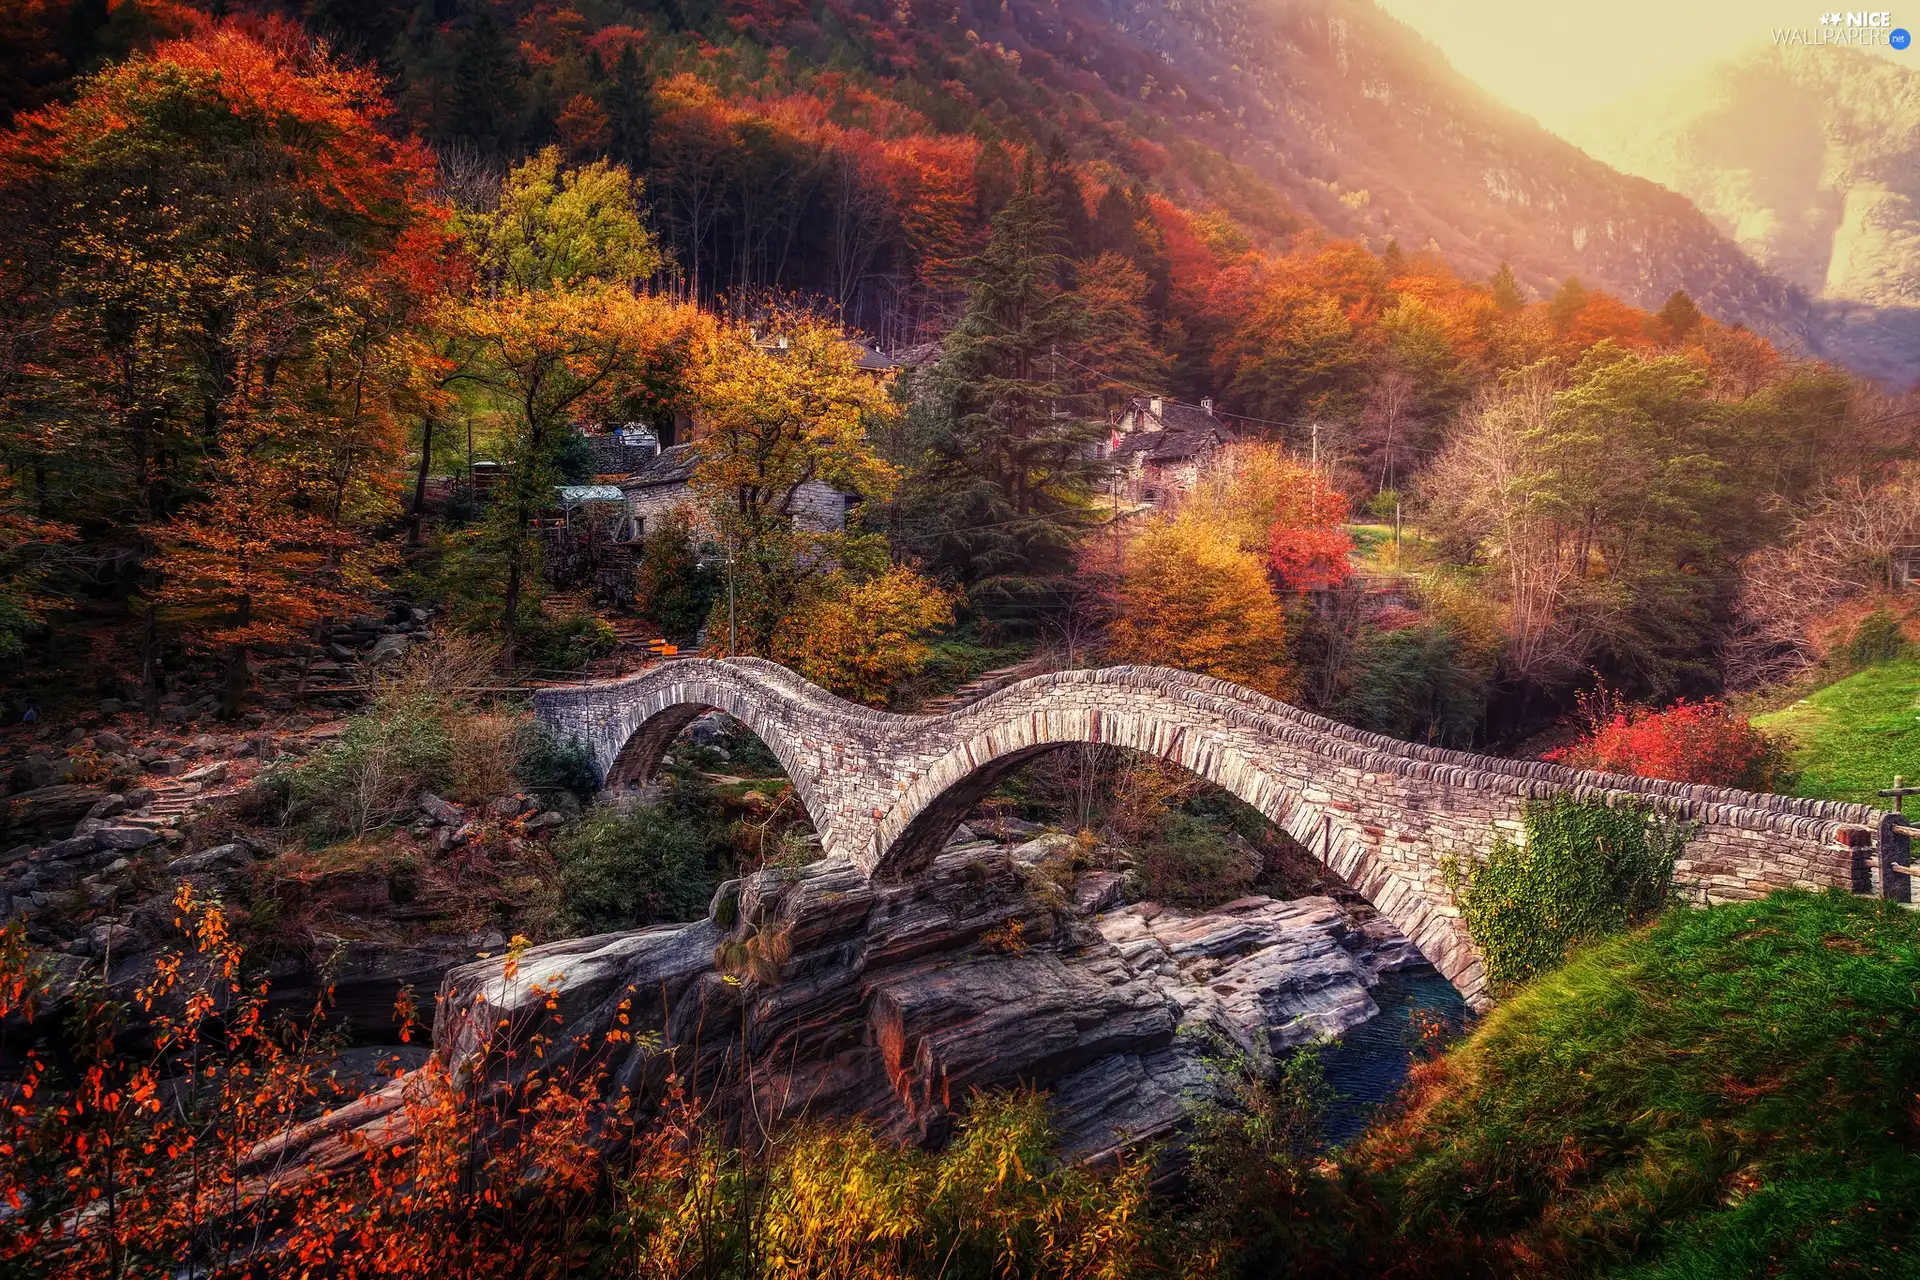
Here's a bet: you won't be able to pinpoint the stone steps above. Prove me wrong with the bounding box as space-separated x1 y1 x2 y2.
918 657 1050 714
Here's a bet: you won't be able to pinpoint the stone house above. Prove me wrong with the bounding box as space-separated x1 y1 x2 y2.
614 444 856 544
1105 395 1232 505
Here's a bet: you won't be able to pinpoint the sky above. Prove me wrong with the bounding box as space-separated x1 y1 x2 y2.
1374 0 1911 134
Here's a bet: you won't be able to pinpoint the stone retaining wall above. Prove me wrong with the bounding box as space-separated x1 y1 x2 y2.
536 658 1900 1008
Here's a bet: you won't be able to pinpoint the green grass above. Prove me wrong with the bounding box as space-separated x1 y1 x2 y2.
1345 890 1920 1278
1752 658 1920 804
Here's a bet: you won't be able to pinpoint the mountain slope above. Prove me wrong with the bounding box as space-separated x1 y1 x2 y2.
1567 44 1920 384
946 0 1821 355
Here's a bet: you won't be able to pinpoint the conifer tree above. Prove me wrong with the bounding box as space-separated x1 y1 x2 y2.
1657 289 1703 340
908 168 1106 624
603 43 653 171
1548 276 1590 333
1490 262 1526 314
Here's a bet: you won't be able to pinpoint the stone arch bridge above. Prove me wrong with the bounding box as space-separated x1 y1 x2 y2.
535 658 1903 1007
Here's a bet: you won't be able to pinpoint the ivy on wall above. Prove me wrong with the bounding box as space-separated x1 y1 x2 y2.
1446 796 1691 993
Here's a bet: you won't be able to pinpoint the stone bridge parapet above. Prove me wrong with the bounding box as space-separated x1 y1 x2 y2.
535 658 1900 1008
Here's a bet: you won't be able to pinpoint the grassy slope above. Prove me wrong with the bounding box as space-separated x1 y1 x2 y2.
1752 659 1920 805
1343 891 1920 1277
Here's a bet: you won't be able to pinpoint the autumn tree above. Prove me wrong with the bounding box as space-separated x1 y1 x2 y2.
0 18 447 710
689 312 900 653
448 146 706 665
1108 517 1291 697
771 563 954 704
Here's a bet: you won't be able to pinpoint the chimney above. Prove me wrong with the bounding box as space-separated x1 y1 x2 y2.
1201 397 1214 416
1149 396 1163 420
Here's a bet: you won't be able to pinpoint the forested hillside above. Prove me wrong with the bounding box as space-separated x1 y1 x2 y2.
2 0 1918 748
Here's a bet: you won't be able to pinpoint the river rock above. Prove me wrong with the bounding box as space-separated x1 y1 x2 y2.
406 846 1429 1172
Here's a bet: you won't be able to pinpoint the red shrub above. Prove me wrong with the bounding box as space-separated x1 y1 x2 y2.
1545 693 1794 792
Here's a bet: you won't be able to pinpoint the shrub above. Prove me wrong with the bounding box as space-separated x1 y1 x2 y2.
553 804 713 934
1844 606 1907 669
1133 811 1259 908
282 635 550 838
516 723 600 799
631 509 717 642
1446 795 1687 992
519 609 618 671
291 698 455 839
1177 1047 1343 1274
1338 622 1490 747
619 1090 1158 1279
1546 690 1796 791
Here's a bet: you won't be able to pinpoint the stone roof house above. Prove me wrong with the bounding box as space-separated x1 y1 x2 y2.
1106 396 1232 505
611 444 856 544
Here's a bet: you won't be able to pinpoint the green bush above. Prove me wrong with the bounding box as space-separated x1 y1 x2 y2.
1132 811 1258 907
1844 607 1907 669
1177 1046 1343 1273
1446 796 1686 993
516 724 600 799
554 804 714 934
288 697 454 840
1338 622 1490 748
632 510 718 642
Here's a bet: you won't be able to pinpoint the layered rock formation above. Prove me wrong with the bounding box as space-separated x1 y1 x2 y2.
427 836 1432 1164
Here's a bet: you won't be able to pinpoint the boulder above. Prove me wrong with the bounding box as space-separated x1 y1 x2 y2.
524 811 566 832
368 634 409 665
180 761 229 786
487 795 531 820
416 792 465 826
0 785 107 845
93 731 129 754
84 794 128 821
166 843 256 875
96 826 161 851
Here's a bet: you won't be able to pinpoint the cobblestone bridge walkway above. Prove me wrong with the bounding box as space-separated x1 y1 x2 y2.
536 658 1902 1006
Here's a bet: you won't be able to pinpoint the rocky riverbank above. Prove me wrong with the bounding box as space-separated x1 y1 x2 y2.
420 832 1436 1168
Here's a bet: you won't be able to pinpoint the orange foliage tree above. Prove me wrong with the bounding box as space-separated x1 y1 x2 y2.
1108 516 1292 697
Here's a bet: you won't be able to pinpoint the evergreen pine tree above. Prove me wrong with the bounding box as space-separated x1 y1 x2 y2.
1380 237 1406 276
1489 262 1526 314
1657 289 1703 340
451 12 525 152
1092 184 1139 259
1037 136 1092 261
908 169 1106 624
604 43 653 171
1127 182 1173 315
1548 276 1589 333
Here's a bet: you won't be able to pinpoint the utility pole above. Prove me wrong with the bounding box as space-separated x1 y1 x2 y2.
1309 420 1320 472
726 533 737 657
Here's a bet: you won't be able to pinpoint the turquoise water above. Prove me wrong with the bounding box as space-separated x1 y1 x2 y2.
1318 967 1473 1148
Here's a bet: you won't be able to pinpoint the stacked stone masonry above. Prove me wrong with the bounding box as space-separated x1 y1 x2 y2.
536 658 1903 1008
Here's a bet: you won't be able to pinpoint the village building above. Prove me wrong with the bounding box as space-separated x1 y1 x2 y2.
1106 395 1233 505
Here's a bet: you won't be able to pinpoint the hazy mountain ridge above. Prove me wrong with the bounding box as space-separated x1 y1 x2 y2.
956 0 1823 355
1568 45 1920 383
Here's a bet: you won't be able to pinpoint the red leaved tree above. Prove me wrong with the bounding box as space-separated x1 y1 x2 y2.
1545 689 1795 791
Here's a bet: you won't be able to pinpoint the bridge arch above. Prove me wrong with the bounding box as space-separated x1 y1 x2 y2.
536 658 1896 1012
